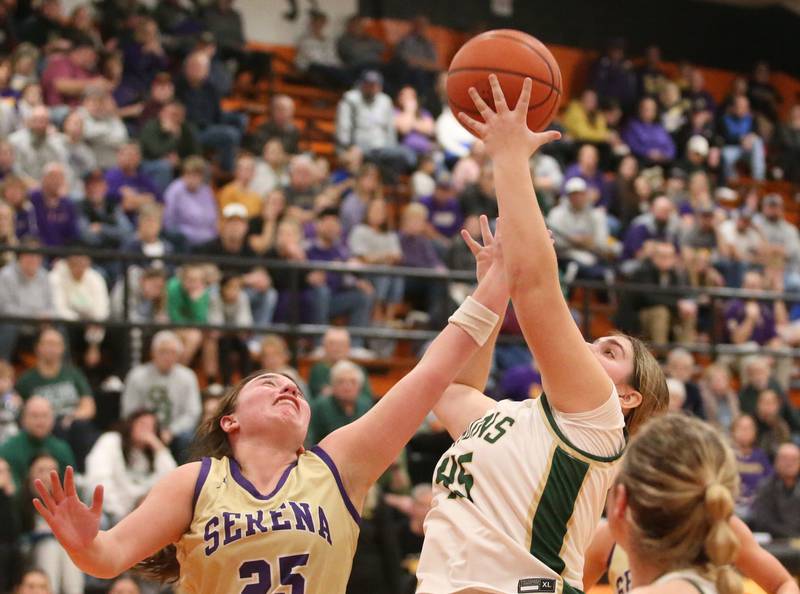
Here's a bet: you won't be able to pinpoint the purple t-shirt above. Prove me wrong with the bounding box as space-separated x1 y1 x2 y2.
105 167 161 206
162 179 219 246
339 192 368 239
306 241 350 293
724 299 778 345
419 195 463 238
399 233 443 269
29 191 78 246
736 447 772 503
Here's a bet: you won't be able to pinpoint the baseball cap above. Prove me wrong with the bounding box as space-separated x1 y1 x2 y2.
564 177 588 194
687 135 709 157
222 203 248 220
359 70 383 85
763 193 783 207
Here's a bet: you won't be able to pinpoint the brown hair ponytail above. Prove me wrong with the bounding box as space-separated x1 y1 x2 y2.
134 371 269 582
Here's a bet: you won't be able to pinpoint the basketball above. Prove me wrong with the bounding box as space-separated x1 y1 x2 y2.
446 29 562 133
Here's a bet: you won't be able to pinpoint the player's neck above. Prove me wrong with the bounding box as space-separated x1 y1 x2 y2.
628 554 667 588
234 441 299 493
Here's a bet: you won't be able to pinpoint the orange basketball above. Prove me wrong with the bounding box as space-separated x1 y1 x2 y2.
447 29 562 133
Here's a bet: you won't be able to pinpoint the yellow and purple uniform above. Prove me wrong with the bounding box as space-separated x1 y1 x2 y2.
176 447 360 594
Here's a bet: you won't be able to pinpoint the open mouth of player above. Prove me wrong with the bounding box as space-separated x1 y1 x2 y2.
274 395 299 412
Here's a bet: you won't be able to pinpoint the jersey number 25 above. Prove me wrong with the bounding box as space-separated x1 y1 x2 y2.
239 554 309 594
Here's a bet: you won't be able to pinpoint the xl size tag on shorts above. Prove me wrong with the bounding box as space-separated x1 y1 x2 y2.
518 578 556 593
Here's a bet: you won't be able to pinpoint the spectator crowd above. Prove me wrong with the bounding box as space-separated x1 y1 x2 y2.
0 1 798 593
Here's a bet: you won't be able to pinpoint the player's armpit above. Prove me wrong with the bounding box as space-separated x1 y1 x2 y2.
434 384 495 440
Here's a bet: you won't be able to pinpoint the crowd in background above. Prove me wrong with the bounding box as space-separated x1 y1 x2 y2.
0 0 798 592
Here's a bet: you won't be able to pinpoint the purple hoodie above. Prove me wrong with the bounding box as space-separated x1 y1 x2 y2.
623 119 676 160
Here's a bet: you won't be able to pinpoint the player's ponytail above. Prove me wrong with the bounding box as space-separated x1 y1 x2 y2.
704 484 742 594
616 413 742 594
135 372 266 582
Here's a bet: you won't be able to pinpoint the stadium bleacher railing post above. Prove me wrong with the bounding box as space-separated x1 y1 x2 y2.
1 244 800 363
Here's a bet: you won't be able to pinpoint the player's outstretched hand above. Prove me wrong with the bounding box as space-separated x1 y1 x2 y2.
458 74 561 160
461 214 504 285
33 466 103 553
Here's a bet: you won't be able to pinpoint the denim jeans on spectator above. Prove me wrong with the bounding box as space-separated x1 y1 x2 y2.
722 137 766 181
141 158 176 195
371 275 405 305
309 285 374 347
245 286 278 327
198 123 242 173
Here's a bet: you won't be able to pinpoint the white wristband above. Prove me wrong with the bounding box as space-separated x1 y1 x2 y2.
448 296 500 346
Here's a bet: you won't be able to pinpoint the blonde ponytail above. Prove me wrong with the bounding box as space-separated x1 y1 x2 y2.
617 414 743 594
704 484 742 594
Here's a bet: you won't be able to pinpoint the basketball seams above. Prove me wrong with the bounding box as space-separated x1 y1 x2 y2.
448 67 561 97
480 31 559 110
447 29 562 133
479 31 560 92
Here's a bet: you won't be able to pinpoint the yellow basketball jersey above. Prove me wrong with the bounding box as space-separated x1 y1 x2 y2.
176 447 360 594
607 544 632 594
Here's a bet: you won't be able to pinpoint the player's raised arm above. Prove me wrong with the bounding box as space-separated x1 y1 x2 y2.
457 74 615 414
33 463 198 578
319 239 509 504
435 215 506 439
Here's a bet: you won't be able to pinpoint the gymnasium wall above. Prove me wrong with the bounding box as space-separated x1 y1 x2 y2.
359 0 800 80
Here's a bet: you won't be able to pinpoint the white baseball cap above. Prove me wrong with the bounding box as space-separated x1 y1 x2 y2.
687 135 710 157
564 177 588 194
222 202 249 219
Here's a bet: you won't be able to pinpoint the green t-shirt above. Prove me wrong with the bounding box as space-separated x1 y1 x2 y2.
0 431 76 490
308 394 373 444
308 362 374 401
16 364 93 418
167 277 209 323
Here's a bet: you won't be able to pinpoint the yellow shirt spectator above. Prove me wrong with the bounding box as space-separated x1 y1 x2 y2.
562 90 610 144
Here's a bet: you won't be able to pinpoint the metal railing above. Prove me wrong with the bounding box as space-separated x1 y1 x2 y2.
2 243 800 368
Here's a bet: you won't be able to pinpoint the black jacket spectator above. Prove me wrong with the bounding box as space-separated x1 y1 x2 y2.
749 443 800 538
176 76 223 131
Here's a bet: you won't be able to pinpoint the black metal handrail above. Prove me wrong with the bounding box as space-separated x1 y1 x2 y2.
2 243 799 366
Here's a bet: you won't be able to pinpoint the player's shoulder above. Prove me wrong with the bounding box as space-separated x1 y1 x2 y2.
631 581 710 594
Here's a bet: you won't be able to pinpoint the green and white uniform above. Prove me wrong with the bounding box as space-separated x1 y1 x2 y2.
652 569 717 594
416 390 625 594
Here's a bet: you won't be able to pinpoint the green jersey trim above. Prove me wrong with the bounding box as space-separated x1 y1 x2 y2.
539 393 625 463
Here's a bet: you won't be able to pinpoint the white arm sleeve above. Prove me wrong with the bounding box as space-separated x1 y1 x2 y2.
550 386 626 458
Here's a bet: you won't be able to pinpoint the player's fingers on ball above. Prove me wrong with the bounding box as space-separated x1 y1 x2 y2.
467 87 493 118
539 130 562 145
488 74 507 111
457 112 487 137
517 77 533 114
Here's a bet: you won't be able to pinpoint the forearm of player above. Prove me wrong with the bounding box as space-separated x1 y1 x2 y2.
452 306 506 391
493 156 560 291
